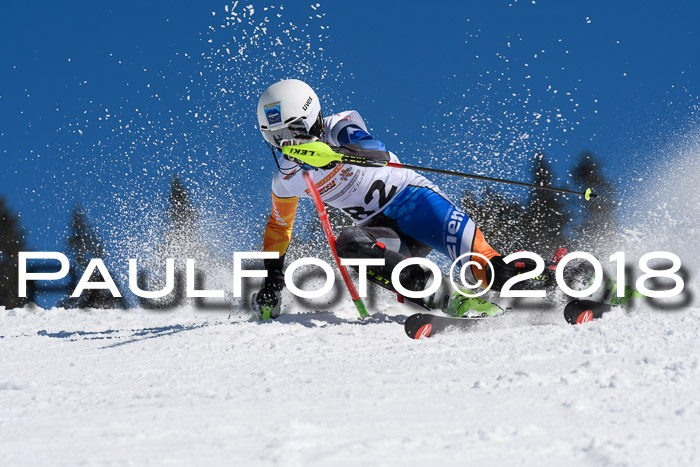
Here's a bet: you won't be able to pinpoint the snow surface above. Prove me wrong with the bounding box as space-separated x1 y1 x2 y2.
4 1 699 463
1 301 700 466
3 125 700 467
2 131 700 466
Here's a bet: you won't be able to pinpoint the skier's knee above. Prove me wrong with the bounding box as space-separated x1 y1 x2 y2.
336 226 379 259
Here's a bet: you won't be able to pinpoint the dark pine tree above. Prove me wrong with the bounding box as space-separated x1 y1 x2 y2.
61 205 125 309
521 152 569 256
162 176 199 257
0 197 28 309
461 183 528 254
571 151 617 250
139 176 203 307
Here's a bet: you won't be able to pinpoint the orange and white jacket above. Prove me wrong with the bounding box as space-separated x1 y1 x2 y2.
263 110 432 258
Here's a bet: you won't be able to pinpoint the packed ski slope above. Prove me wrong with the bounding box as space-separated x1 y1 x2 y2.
2 129 699 467
1 301 700 466
1 141 699 467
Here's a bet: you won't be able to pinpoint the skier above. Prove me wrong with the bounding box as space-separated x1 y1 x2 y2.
252 78 534 319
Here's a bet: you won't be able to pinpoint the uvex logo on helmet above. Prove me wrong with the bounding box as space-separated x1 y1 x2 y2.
302 96 313 111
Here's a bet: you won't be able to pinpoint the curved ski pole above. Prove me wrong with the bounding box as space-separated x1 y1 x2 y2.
302 169 369 318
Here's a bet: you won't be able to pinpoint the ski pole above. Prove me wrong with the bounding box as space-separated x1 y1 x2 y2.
301 169 370 318
382 161 596 200
283 142 597 201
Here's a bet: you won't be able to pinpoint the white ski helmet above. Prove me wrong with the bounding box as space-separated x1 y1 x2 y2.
257 79 324 148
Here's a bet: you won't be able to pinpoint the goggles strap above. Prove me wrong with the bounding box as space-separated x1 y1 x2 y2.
266 140 301 176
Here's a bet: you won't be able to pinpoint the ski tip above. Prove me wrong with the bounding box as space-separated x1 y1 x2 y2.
575 308 595 324
564 299 611 325
405 313 432 339
414 323 433 339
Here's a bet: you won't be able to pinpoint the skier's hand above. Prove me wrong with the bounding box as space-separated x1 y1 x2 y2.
280 134 319 148
489 255 555 293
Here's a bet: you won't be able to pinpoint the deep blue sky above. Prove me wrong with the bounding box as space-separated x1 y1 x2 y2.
1 1 698 286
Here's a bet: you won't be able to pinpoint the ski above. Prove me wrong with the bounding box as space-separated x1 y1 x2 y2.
562 274 645 325
406 298 616 339
405 247 564 339
404 313 493 339
563 299 613 324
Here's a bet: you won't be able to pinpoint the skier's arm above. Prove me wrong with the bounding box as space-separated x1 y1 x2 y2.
262 192 299 285
326 110 388 153
336 124 387 152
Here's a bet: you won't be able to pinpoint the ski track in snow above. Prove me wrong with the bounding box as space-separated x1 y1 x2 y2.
1 303 700 466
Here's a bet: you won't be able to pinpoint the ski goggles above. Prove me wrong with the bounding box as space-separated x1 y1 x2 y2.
262 112 324 148
262 118 311 148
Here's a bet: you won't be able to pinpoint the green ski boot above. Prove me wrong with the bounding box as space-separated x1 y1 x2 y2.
443 289 504 318
423 274 504 318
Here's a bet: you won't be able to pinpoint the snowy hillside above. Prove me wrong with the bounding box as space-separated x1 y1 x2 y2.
2 135 700 466
2 303 700 466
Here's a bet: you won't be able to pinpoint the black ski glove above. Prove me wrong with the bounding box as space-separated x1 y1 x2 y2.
488 255 555 292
